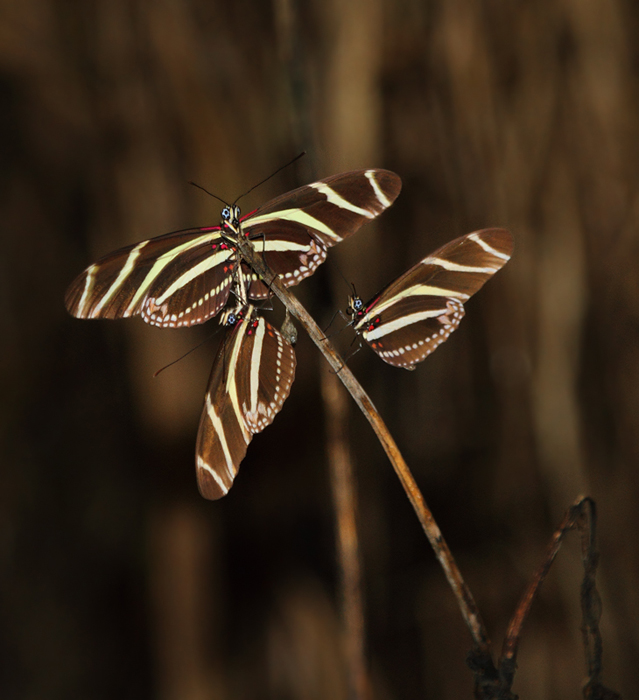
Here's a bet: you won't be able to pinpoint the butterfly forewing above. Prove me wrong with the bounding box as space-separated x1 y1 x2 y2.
196 311 296 500
243 169 401 293
64 226 236 326
379 228 513 304
354 228 513 369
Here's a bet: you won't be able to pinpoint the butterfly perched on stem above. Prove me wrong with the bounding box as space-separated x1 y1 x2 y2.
345 228 514 369
195 303 297 499
65 169 402 328
65 168 401 497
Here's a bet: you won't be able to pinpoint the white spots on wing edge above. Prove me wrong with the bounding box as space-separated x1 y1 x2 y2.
243 323 295 433
371 299 464 368
141 275 234 327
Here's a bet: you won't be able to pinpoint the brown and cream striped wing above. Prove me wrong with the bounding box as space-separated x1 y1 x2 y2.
196 312 297 500
65 226 239 328
242 169 402 298
354 228 513 369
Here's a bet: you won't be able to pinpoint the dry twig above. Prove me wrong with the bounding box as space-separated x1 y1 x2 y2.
237 237 491 654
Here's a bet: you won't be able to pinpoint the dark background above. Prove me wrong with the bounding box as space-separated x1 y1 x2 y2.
2 1 639 698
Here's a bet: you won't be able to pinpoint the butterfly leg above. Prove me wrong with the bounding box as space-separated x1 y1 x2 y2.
323 309 351 338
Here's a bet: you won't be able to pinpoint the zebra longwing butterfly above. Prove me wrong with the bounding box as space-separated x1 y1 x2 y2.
65 169 401 328
196 304 297 499
346 228 513 369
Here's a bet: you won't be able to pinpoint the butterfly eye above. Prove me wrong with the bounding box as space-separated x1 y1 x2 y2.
221 207 231 220
354 298 363 311
232 205 241 224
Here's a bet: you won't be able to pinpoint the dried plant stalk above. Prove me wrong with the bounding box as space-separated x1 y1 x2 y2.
237 237 491 654
321 366 370 700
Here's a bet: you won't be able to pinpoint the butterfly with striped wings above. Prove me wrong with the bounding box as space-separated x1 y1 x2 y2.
196 302 297 499
65 169 401 328
345 228 514 369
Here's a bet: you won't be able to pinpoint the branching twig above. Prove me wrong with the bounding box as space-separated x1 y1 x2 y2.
483 497 620 700
500 499 590 669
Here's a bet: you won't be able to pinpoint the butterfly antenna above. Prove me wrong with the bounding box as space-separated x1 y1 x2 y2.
188 181 230 207
330 257 358 296
153 329 222 377
233 151 306 205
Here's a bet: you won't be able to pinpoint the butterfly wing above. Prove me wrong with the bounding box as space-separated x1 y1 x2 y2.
235 317 297 435
355 228 513 369
66 170 401 323
195 312 296 499
359 296 466 369
376 228 513 303
65 226 239 327
242 169 402 298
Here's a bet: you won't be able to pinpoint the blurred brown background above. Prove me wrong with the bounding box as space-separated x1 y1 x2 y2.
2 0 638 698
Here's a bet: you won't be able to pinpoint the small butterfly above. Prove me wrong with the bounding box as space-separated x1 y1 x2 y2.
345 228 513 369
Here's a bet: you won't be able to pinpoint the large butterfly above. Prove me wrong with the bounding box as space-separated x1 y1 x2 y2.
196 304 296 499
345 228 514 369
65 169 402 328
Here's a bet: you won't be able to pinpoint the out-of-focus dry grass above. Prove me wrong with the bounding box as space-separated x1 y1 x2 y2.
1 1 638 698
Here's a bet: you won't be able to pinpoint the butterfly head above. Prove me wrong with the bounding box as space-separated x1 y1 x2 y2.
220 304 246 327
346 294 365 319
220 204 241 233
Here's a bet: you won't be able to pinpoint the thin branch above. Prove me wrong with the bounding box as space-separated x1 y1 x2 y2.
496 497 620 700
578 501 621 700
236 238 491 654
500 498 588 668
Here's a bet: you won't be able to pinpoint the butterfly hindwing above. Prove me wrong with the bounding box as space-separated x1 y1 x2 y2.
360 295 465 369
235 316 297 434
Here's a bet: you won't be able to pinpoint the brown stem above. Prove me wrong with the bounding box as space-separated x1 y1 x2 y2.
499 498 599 682
321 366 370 700
237 239 491 653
